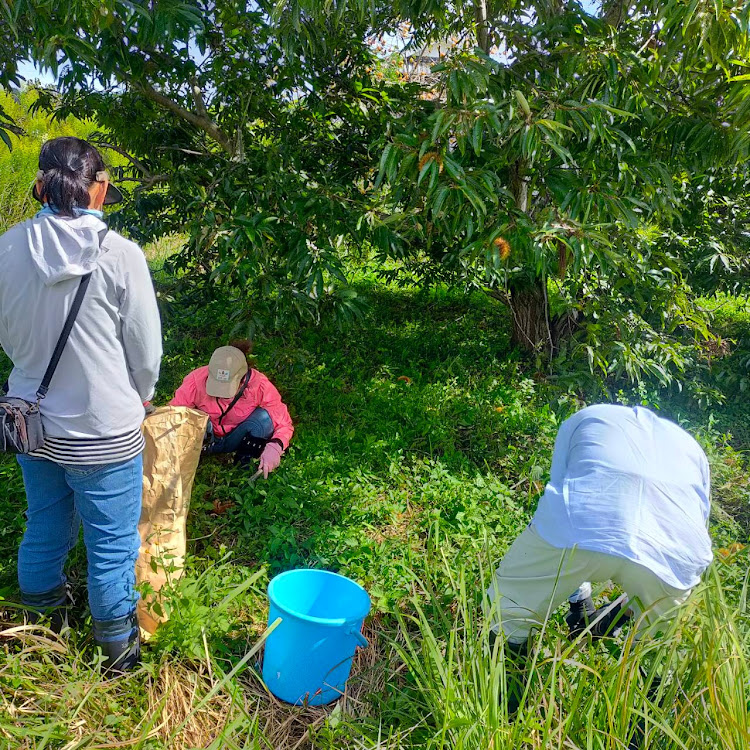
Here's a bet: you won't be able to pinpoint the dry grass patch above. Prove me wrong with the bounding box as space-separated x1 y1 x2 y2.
234 617 394 749
0 611 396 750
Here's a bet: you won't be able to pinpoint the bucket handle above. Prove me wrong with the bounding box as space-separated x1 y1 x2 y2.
350 628 368 649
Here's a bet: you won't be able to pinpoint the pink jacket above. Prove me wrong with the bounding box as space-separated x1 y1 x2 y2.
169 365 294 448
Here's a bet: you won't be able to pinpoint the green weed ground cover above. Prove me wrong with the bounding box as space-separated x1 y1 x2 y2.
0 262 748 748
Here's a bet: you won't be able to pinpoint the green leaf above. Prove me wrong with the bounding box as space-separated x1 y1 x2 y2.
442 156 464 181
471 119 483 156
417 158 435 187
376 143 393 188
431 184 450 216
612 128 637 153
535 118 574 134
462 183 486 215
448 71 462 104
587 100 636 118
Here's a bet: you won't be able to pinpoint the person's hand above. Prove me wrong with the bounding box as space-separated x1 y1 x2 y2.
259 441 283 478
143 401 156 415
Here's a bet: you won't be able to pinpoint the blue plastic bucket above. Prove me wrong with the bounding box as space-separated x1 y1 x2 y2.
262 569 371 705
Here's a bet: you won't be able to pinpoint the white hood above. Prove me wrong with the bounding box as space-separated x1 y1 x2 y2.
25 214 107 286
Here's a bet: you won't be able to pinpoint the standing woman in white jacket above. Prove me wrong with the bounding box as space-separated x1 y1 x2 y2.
0 137 162 671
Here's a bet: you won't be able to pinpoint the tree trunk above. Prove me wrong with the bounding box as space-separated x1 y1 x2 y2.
474 0 491 54
602 0 628 28
507 159 554 354
507 279 553 354
509 159 529 213
505 279 579 355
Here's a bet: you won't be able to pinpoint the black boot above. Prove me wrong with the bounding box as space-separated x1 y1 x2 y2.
22 582 73 634
628 673 663 749
504 639 528 715
567 595 632 640
565 595 596 637
93 610 141 674
589 597 632 639
490 631 528 716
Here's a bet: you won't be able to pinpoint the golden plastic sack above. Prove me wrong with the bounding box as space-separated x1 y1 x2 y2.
136 406 208 635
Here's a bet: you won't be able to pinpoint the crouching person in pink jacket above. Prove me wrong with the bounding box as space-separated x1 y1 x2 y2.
169 340 293 477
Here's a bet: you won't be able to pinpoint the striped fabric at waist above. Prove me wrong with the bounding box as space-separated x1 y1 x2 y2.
29 429 145 465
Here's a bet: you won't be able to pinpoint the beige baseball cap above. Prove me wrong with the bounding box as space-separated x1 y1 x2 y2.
206 346 248 399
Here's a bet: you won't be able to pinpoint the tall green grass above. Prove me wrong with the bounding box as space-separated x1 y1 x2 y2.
2 551 747 748
319 550 750 750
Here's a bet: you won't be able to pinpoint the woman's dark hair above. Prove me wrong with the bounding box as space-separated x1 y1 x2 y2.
229 339 254 364
38 137 106 217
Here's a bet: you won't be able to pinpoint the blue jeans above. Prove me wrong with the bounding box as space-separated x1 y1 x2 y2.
204 407 274 454
16 454 143 627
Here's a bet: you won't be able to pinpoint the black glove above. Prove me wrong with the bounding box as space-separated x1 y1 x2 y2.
236 433 268 459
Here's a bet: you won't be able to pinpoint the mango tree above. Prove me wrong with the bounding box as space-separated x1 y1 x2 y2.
4 0 750 384
2 0 413 330
367 0 750 383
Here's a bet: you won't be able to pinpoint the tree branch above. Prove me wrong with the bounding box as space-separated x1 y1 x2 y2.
138 173 170 190
132 78 233 156
88 137 153 177
190 75 208 119
87 137 169 190
474 0 491 55
602 0 629 28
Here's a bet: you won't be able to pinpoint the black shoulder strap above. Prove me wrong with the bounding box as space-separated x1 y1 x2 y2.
36 228 108 401
36 273 92 401
217 371 251 427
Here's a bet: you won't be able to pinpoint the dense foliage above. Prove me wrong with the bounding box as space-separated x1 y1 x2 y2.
4 1 418 331
0 88 749 746
371 2 750 380
2 1 750 379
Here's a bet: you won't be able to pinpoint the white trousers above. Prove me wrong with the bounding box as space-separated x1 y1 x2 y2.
487 524 693 644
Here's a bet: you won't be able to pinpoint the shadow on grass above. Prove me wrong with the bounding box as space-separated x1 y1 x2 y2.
158 284 560 600
0 283 552 620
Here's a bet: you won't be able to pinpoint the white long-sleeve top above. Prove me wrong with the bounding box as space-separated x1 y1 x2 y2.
532 404 713 590
0 213 162 443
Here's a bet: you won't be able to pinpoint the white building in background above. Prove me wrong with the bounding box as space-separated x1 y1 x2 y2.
402 41 450 80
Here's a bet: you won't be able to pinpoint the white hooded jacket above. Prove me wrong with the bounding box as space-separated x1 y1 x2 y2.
0 213 162 439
